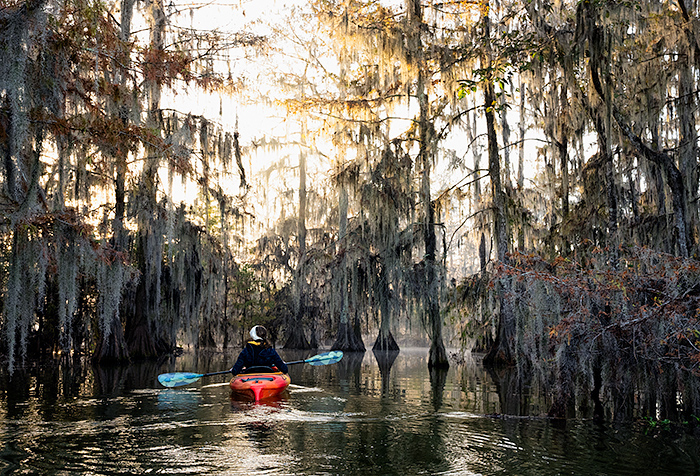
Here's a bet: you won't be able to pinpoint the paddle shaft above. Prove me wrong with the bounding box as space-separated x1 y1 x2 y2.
286 358 327 365
203 360 300 379
286 359 309 365
200 370 233 378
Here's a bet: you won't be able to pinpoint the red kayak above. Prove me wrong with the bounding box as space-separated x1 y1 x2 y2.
230 369 291 401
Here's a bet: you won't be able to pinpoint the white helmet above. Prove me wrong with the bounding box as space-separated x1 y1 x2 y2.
250 325 265 341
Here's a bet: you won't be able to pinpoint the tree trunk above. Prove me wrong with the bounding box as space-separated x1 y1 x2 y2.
517 82 526 251
372 264 397 352
613 109 689 258
93 316 130 364
590 29 619 259
405 0 448 369
336 320 367 352
284 125 314 350
127 257 158 359
425 200 448 368
283 320 311 349
678 0 699 255
94 0 134 363
678 59 698 255
332 183 365 351
126 0 166 358
483 71 514 367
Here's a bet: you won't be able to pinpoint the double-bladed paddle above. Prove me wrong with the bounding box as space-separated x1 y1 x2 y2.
157 350 344 388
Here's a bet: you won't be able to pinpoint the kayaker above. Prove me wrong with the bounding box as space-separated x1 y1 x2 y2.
229 325 289 375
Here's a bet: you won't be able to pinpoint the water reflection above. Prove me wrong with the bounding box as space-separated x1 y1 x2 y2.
229 392 289 410
335 350 365 395
157 388 202 410
373 349 399 397
1 350 699 475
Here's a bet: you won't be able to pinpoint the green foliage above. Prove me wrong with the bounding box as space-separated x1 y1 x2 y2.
457 65 514 112
642 416 671 434
228 264 274 330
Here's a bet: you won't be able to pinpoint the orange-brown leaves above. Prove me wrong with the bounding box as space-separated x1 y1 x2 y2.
499 246 700 373
141 46 193 87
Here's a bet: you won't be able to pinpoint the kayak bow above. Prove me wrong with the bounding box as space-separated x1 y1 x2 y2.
230 371 291 401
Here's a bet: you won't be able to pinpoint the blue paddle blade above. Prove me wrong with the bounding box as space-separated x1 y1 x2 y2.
305 350 343 366
158 372 204 387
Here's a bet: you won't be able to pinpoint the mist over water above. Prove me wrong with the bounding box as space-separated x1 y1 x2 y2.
1 349 699 475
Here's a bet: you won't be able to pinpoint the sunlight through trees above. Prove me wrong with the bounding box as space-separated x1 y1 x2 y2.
1 0 700 419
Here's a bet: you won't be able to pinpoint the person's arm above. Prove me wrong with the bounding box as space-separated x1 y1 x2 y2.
230 347 251 375
272 350 288 373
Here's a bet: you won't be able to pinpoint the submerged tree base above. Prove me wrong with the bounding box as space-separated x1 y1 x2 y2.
127 323 159 360
92 319 130 364
283 322 312 350
372 328 399 352
428 341 449 369
332 321 366 352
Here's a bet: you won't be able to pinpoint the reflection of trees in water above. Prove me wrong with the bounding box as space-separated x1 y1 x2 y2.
454 355 501 416
372 349 398 396
324 351 453 475
484 364 533 417
94 364 130 395
481 356 700 423
2 358 110 419
336 351 365 393
429 367 447 411
425 367 450 472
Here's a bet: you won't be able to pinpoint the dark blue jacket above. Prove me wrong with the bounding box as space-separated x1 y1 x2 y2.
230 340 288 375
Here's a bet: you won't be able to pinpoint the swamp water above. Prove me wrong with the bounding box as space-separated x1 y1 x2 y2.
1 348 699 475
